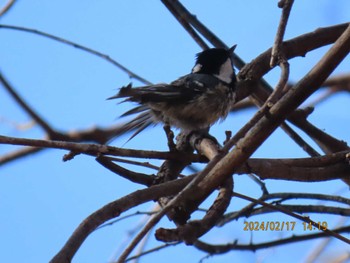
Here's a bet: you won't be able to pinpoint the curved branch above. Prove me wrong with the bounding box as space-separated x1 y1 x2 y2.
155 176 233 244
239 22 350 81
0 0 16 17
0 24 151 85
96 156 155 186
50 174 195 263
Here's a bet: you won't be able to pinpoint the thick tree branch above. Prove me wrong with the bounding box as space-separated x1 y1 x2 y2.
161 0 209 50
236 151 350 182
173 23 350 227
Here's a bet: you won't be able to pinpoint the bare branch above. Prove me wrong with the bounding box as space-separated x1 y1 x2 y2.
0 135 201 162
176 23 350 222
194 224 350 254
96 156 155 186
232 191 350 244
219 192 350 226
97 211 157 230
0 146 43 165
0 72 60 137
155 176 233 244
0 24 152 85
125 243 181 263
0 0 16 17
239 23 350 81
161 0 209 50
270 0 294 67
102 156 160 171
236 151 350 182
250 204 350 217
50 174 195 263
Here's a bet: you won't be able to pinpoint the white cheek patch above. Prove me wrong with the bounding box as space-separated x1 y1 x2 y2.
215 58 234 83
192 63 202 73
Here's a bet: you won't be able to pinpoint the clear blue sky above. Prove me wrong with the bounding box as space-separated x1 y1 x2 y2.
1 1 350 262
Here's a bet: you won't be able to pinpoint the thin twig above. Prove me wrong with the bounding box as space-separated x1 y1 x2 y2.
0 72 59 137
0 0 16 16
219 192 350 226
96 156 155 186
50 174 195 262
195 224 350 253
96 211 157 230
0 146 43 165
267 60 290 106
101 156 160 170
250 204 350 217
304 217 348 263
0 24 152 85
270 0 294 67
124 243 181 262
233 191 350 244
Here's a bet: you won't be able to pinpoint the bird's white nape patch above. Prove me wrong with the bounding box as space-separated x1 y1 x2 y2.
193 80 204 88
215 58 234 83
192 63 202 73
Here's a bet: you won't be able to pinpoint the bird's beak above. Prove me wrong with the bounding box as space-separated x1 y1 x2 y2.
229 44 237 54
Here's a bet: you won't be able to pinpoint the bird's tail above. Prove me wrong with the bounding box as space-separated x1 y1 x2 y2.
108 84 158 142
110 105 156 142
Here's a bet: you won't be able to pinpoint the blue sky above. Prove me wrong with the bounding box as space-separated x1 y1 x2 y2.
1 1 350 262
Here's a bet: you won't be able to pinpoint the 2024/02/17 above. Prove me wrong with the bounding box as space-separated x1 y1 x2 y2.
243 221 296 231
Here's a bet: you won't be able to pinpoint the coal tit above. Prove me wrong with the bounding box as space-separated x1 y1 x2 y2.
109 46 237 140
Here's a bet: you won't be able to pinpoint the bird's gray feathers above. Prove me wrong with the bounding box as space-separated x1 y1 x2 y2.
108 47 237 141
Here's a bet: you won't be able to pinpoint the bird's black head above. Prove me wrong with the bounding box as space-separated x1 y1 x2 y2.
192 46 236 83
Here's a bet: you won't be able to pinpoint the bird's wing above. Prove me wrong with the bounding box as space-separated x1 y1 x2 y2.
107 74 219 141
108 74 217 104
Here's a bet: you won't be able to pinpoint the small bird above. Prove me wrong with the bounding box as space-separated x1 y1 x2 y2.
109 46 237 140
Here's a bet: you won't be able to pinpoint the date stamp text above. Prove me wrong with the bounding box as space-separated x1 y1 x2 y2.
243 221 328 231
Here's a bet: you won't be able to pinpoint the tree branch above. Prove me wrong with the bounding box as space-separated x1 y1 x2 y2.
0 135 201 162
50 174 195 263
0 24 151 84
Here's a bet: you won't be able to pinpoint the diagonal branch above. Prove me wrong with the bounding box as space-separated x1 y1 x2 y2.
0 0 16 17
96 156 155 186
161 0 209 49
49 174 195 263
174 23 350 237
0 24 152 85
0 72 59 137
195 224 350 253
